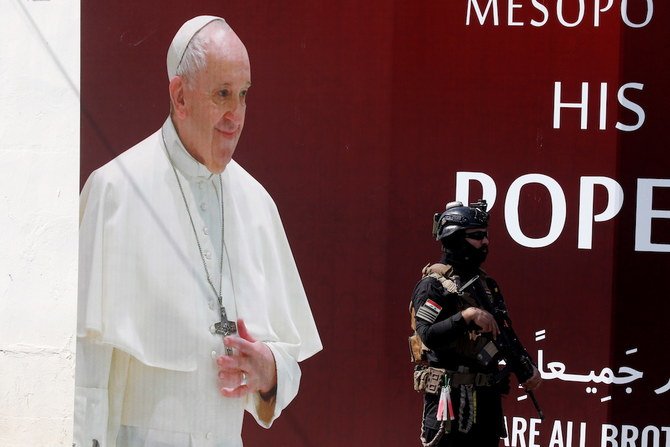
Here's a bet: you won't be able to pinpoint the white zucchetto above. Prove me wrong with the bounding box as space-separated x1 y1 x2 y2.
166 15 225 79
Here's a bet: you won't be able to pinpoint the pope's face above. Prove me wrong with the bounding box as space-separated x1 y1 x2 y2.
181 29 251 173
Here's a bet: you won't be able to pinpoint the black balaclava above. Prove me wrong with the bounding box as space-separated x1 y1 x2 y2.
440 230 488 274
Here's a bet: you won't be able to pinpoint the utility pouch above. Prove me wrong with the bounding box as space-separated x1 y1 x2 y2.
414 366 446 394
409 303 428 364
408 333 425 363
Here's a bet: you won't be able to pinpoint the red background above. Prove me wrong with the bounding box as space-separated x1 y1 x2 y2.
82 2 670 445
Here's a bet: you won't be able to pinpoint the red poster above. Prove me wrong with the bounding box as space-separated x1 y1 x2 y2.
82 2 669 445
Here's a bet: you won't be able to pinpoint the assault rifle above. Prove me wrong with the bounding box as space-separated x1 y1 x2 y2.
469 277 545 420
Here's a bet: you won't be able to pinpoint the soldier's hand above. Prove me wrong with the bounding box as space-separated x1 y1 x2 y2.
522 365 542 391
216 319 277 399
461 307 500 338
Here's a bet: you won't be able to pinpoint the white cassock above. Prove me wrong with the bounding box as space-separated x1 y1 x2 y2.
74 117 322 446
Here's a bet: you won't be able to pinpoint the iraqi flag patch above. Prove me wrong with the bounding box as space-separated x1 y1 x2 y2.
416 299 442 323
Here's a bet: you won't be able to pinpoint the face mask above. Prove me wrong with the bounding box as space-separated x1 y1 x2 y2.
463 242 488 266
442 233 488 268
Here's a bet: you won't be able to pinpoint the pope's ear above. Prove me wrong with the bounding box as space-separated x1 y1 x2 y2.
169 76 187 119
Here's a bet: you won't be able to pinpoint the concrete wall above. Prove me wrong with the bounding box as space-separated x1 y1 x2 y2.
0 1 79 445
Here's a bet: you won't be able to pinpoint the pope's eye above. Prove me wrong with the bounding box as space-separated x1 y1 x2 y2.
218 89 230 98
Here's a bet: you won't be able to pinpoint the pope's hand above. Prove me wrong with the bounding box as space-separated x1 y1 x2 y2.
216 319 277 399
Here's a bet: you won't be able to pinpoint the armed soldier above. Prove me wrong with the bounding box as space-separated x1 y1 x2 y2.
410 200 541 446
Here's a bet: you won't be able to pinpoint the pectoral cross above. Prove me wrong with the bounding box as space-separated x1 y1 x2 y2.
214 304 237 355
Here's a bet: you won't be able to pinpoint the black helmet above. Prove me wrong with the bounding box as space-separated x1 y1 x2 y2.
433 199 489 241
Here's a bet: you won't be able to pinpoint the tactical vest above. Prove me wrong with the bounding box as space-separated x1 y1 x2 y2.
409 263 494 364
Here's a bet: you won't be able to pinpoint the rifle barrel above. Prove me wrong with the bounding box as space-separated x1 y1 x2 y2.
527 390 544 421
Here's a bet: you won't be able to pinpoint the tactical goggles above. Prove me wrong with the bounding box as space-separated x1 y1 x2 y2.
465 230 488 240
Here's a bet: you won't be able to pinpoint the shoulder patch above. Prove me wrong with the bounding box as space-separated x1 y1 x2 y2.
416 299 443 323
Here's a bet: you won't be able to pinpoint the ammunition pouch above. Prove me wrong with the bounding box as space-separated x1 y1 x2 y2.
414 367 446 394
414 366 495 394
409 302 429 364
408 333 426 364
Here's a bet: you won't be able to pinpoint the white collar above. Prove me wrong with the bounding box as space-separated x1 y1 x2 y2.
161 117 216 180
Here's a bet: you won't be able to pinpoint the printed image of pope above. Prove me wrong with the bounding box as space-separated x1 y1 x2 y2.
74 15 322 446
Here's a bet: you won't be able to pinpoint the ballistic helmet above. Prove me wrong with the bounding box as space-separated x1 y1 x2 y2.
433 199 489 241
